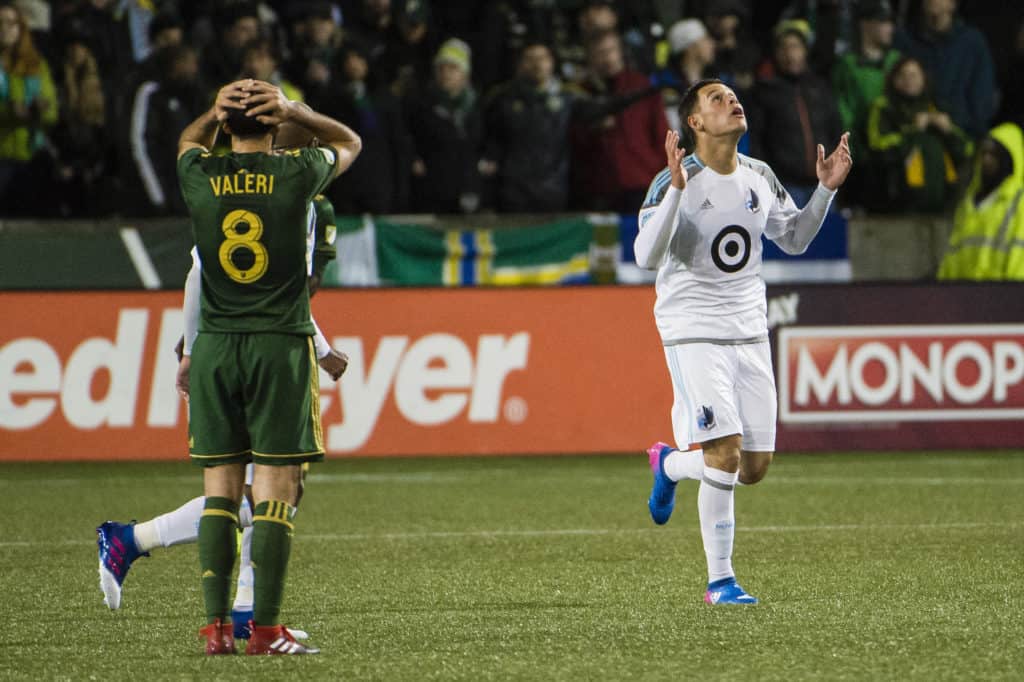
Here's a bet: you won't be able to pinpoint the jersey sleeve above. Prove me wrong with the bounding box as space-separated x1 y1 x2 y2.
176 148 208 207
298 146 341 200
312 194 338 279
757 164 799 240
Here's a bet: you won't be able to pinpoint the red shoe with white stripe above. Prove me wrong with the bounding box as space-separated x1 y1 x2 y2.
245 622 320 655
198 619 236 655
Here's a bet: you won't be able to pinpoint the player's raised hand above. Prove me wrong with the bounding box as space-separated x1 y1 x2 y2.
817 132 853 190
213 80 249 122
319 348 349 381
241 80 295 126
665 130 686 190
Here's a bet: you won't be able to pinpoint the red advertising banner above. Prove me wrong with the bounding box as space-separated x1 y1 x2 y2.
0 288 672 460
1 284 1021 460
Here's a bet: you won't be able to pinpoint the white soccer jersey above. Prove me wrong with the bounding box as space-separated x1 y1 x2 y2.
637 154 823 343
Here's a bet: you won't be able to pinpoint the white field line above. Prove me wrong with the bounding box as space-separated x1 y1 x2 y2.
5 521 1021 549
118 227 161 289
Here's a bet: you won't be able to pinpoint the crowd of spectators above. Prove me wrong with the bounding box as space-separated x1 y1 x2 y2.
0 0 1020 220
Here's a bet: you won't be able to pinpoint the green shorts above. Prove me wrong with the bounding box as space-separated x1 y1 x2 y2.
188 332 325 467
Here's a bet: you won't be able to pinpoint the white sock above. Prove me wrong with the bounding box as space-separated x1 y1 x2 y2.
663 448 705 482
698 466 738 584
239 496 253 528
232 525 255 611
133 496 206 553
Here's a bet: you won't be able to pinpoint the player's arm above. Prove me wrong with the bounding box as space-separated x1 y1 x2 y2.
312 317 347 380
176 251 201 399
176 81 249 159
767 133 851 255
243 81 362 177
634 130 686 269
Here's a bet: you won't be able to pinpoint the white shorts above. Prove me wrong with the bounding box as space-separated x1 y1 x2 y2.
663 341 777 452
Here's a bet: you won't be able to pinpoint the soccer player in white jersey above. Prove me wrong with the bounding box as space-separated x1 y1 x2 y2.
635 78 851 604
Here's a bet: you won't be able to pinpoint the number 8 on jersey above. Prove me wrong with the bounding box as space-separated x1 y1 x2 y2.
219 209 268 284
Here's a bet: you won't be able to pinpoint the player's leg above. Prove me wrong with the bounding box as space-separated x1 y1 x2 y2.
243 334 324 655
195 463 246 655
735 341 778 486
230 464 257 637
647 346 707 524
188 332 253 654
232 463 312 641
672 343 757 604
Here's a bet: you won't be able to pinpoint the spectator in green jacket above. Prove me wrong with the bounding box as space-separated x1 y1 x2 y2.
0 0 57 212
831 0 900 205
866 56 970 213
939 123 1024 280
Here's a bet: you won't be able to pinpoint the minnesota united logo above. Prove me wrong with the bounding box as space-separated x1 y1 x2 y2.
697 405 716 430
746 188 760 213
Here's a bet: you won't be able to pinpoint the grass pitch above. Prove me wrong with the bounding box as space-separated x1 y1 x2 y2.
1 451 1022 680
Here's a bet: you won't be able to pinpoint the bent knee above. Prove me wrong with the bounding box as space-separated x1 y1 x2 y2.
739 451 774 485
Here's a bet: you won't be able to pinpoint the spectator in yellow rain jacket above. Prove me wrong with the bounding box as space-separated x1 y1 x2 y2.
0 1 58 213
939 123 1024 280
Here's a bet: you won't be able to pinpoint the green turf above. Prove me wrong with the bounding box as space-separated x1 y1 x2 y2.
1 451 1022 680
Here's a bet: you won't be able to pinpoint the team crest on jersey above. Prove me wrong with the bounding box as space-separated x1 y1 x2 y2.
697 405 716 430
746 188 760 213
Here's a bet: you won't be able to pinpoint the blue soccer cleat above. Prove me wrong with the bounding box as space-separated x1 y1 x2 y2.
231 609 254 640
647 442 677 525
704 577 758 605
96 521 148 609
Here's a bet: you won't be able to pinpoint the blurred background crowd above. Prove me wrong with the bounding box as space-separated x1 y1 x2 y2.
0 0 1021 225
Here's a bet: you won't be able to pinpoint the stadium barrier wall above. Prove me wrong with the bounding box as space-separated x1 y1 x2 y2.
0 210 853 290
1 283 1021 461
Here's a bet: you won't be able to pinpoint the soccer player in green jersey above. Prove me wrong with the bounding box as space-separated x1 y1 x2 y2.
96 193 345 646
173 79 360 655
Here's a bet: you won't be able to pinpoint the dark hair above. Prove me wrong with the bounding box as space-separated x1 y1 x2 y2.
677 78 725 150
885 55 929 98
225 99 274 139
517 39 553 64
217 2 260 31
148 11 183 42
241 37 279 63
584 27 621 55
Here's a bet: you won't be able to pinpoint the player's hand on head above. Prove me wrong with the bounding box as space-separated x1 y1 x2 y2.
665 130 686 190
817 132 853 191
319 349 348 381
176 356 191 401
214 80 250 122
240 80 294 126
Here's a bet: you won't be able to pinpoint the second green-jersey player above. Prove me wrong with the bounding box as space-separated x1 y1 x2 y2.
179 146 340 465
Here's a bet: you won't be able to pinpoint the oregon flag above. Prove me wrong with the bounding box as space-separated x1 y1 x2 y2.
376 218 594 286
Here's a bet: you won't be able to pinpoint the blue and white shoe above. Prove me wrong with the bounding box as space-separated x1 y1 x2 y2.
232 609 254 640
647 442 677 525
704 577 758 605
96 521 148 609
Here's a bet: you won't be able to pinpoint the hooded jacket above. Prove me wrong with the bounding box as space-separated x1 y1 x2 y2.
866 87 971 213
938 123 1024 280
894 19 996 139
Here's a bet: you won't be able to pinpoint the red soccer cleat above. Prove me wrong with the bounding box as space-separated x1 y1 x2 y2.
198 618 236 655
245 622 320 655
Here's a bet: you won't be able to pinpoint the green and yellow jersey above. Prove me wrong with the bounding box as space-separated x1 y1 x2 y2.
177 147 338 335
311 193 337 282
